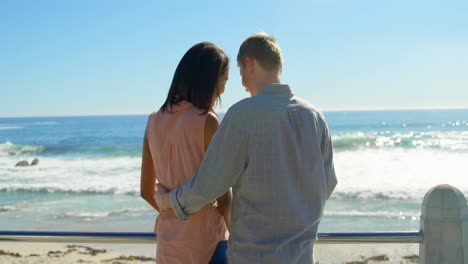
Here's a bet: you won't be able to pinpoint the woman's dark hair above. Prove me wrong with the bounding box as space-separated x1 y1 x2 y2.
160 42 229 114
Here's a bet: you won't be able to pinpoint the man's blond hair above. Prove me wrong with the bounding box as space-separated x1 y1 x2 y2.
237 32 283 72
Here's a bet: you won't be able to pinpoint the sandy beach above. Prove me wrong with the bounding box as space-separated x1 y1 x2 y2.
314 244 419 264
0 242 156 264
0 242 419 263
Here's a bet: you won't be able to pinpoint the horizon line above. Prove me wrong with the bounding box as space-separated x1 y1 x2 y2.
1 106 468 119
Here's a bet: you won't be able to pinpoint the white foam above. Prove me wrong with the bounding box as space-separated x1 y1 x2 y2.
0 205 16 212
0 141 45 157
0 156 142 194
58 207 148 219
1 147 467 201
333 149 468 199
324 210 419 220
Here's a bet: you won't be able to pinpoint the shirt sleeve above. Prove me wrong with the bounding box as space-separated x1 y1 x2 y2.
320 116 337 199
171 107 249 220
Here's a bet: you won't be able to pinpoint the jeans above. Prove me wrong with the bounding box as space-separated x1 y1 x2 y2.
208 240 228 264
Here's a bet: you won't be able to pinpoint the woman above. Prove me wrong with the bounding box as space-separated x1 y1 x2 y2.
140 42 231 264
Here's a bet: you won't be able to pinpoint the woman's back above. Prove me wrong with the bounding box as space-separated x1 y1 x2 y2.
146 101 228 264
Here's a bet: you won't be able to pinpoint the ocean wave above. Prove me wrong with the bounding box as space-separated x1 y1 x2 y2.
0 187 424 201
0 156 142 195
333 131 468 152
331 191 419 201
41 145 141 157
0 141 140 158
0 126 24 130
0 141 45 156
332 149 468 201
52 208 148 220
1 149 467 202
324 210 419 220
33 121 59 125
0 187 137 196
0 205 16 212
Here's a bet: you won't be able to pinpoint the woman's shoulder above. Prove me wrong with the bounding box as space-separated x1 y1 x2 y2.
147 110 162 122
204 111 219 130
179 108 219 134
206 111 219 123
148 103 217 128
144 111 159 133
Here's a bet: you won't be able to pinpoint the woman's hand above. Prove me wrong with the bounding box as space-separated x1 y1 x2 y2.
154 183 172 212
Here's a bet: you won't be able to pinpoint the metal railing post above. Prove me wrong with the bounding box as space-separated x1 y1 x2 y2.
419 184 468 264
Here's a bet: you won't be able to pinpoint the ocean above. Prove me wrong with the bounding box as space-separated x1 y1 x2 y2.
1 109 467 233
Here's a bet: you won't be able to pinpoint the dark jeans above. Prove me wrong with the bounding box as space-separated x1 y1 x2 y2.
208 240 228 264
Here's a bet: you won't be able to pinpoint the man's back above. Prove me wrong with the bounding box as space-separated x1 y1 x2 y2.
224 84 337 263
201 85 336 263
170 84 337 264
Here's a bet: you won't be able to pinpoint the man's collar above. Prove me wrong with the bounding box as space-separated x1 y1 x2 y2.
258 83 293 97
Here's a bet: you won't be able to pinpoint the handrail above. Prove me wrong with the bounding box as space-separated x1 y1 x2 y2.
0 230 423 244
317 231 423 244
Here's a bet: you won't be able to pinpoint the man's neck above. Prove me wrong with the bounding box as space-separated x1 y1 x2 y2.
254 73 281 95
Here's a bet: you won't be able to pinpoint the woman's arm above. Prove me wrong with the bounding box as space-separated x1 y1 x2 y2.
216 189 232 230
140 130 161 212
205 112 232 230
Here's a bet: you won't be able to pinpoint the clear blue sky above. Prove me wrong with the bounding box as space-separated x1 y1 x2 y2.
1 0 467 117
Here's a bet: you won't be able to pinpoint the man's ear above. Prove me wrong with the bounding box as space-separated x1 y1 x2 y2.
245 57 255 73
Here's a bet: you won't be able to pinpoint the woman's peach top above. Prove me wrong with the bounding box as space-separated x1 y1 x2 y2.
145 101 228 264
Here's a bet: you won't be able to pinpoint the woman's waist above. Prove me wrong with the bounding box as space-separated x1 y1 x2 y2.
158 204 224 226
156 205 226 241
158 203 222 222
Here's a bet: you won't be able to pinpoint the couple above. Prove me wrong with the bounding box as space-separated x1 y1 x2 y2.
140 33 337 264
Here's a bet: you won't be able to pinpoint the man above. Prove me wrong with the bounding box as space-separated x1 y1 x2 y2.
155 32 337 264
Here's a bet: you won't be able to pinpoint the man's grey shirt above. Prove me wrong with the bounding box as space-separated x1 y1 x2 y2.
170 84 337 264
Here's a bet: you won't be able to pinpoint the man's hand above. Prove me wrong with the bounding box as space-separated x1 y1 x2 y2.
154 183 172 212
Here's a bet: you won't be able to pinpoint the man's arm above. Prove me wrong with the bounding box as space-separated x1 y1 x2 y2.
205 112 232 230
156 108 248 220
